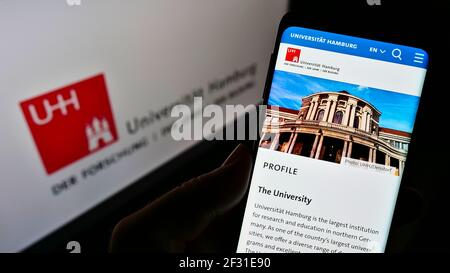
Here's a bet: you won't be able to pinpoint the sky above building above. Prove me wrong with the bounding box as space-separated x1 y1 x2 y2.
268 70 419 133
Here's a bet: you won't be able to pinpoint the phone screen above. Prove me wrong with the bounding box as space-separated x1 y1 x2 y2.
237 26 428 253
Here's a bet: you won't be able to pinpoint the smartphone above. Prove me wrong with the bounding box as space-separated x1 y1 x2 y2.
237 12 428 253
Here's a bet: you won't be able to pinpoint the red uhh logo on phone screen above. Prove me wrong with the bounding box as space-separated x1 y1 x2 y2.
285 47 301 63
20 74 118 175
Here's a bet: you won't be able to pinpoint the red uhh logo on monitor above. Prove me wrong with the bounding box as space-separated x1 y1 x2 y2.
285 47 301 63
20 74 118 174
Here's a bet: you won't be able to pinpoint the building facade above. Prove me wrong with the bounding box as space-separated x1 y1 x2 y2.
261 91 411 176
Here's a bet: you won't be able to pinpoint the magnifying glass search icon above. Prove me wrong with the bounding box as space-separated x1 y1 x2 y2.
392 48 402 60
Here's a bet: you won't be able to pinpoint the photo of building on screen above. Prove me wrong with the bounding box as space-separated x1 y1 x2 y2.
262 72 419 176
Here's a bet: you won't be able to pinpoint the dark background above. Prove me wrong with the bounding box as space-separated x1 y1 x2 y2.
26 0 449 253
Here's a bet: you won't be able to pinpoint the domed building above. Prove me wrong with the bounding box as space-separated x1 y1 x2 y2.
260 91 410 176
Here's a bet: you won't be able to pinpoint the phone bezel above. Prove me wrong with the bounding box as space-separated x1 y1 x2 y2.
240 11 431 253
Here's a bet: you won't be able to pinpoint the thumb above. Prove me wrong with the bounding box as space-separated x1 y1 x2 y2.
109 144 253 252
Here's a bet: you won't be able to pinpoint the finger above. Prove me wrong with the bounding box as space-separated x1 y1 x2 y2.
110 144 253 252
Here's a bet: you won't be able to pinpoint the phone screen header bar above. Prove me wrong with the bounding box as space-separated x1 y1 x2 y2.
281 27 428 69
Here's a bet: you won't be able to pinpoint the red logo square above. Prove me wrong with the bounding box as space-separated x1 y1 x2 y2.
20 74 118 174
285 47 301 63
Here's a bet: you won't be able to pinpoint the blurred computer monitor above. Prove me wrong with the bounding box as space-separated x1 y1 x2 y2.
0 0 288 252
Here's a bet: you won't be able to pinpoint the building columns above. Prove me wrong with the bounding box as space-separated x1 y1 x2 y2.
349 105 356 127
306 104 312 120
270 133 280 150
311 101 319 120
385 154 391 166
287 133 298 154
283 133 295 153
327 100 337 123
259 132 267 146
366 112 370 131
367 148 377 163
343 103 351 126
315 135 325 159
362 111 367 132
323 100 332 122
310 134 320 158
306 102 315 120
342 141 348 158
347 141 353 158
307 100 319 121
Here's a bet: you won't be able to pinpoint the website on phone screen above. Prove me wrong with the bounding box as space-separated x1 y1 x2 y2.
237 27 428 253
